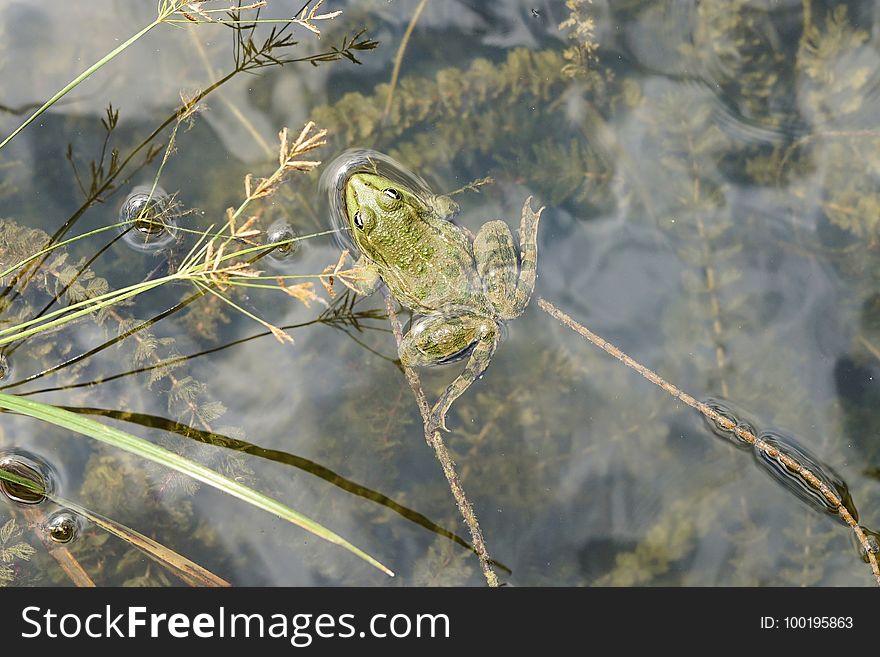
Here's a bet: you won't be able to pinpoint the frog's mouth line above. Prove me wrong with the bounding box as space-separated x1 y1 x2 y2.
362 247 390 270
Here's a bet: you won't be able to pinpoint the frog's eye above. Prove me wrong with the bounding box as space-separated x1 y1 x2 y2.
383 188 400 200
353 210 364 230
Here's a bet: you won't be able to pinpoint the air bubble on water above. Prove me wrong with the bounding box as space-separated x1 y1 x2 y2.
851 527 880 563
753 430 858 523
264 219 301 267
320 149 437 255
118 185 179 252
47 510 81 544
0 450 56 505
702 397 755 450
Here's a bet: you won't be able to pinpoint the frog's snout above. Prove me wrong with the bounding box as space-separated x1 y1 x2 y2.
344 174 370 220
346 174 373 202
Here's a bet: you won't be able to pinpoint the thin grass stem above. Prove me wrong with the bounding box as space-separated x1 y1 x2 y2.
0 9 176 152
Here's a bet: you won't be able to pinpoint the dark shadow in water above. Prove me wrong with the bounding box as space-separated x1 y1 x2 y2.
57 404 511 575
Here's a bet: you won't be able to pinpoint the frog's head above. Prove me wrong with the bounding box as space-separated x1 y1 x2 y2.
344 172 425 258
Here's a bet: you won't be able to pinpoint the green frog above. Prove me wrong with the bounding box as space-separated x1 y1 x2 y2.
341 172 543 433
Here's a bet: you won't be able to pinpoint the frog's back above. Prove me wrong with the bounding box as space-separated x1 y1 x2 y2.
377 214 483 313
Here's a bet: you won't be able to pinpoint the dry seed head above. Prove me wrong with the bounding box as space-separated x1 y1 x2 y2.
295 0 343 36
320 249 351 296
329 249 348 275
277 279 318 307
178 89 206 125
232 216 261 241
278 128 289 167
176 2 267 24
320 271 337 298
269 324 295 344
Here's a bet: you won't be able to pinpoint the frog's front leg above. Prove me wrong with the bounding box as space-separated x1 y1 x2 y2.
338 254 382 296
399 312 499 433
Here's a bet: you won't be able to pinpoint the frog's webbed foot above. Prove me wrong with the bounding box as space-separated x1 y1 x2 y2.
426 405 450 434
400 314 499 434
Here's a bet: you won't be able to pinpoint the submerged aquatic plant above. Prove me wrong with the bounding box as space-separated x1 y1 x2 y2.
559 0 599 79
538 298 880 585
0 121 336 349
2 0 879 588
0 116 403 578
0 517 35 586
0 393 393 576
0 0 400 585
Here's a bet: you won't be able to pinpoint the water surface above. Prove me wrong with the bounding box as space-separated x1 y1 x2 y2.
0 0 879 586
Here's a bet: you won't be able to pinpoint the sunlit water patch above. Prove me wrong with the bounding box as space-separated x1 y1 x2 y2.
0 0 878 587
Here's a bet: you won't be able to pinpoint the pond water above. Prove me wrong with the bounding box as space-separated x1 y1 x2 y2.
0 0 879 586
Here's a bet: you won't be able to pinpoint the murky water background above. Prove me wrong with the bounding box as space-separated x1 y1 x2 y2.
1 0 879 585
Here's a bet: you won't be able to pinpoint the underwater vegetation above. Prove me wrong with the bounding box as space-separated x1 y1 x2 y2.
0 0 878 587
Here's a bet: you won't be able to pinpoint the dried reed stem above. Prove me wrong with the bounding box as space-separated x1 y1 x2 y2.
537 297 880 586
858 335 880 363
383 294 499 587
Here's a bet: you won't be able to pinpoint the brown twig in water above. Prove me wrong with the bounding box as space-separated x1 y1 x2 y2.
383 294 499 587
382 0 430 122
537 296 880 586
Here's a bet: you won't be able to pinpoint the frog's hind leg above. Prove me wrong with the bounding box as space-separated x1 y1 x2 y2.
399 313 499 433
473 197 543 320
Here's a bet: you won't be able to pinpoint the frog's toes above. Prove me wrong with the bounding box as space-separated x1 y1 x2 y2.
426 406 451 434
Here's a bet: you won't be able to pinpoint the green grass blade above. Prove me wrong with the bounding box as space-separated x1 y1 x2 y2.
53 496 232 587
0 393 394 577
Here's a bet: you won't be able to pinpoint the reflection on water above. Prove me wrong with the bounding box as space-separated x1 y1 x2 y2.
0 449 54 505
703 397 757 450
264 219 302 266
117 185 180 253
754 428 859 522
0 0 879 586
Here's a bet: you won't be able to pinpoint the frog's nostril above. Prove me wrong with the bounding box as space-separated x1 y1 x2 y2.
348 175 370 198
